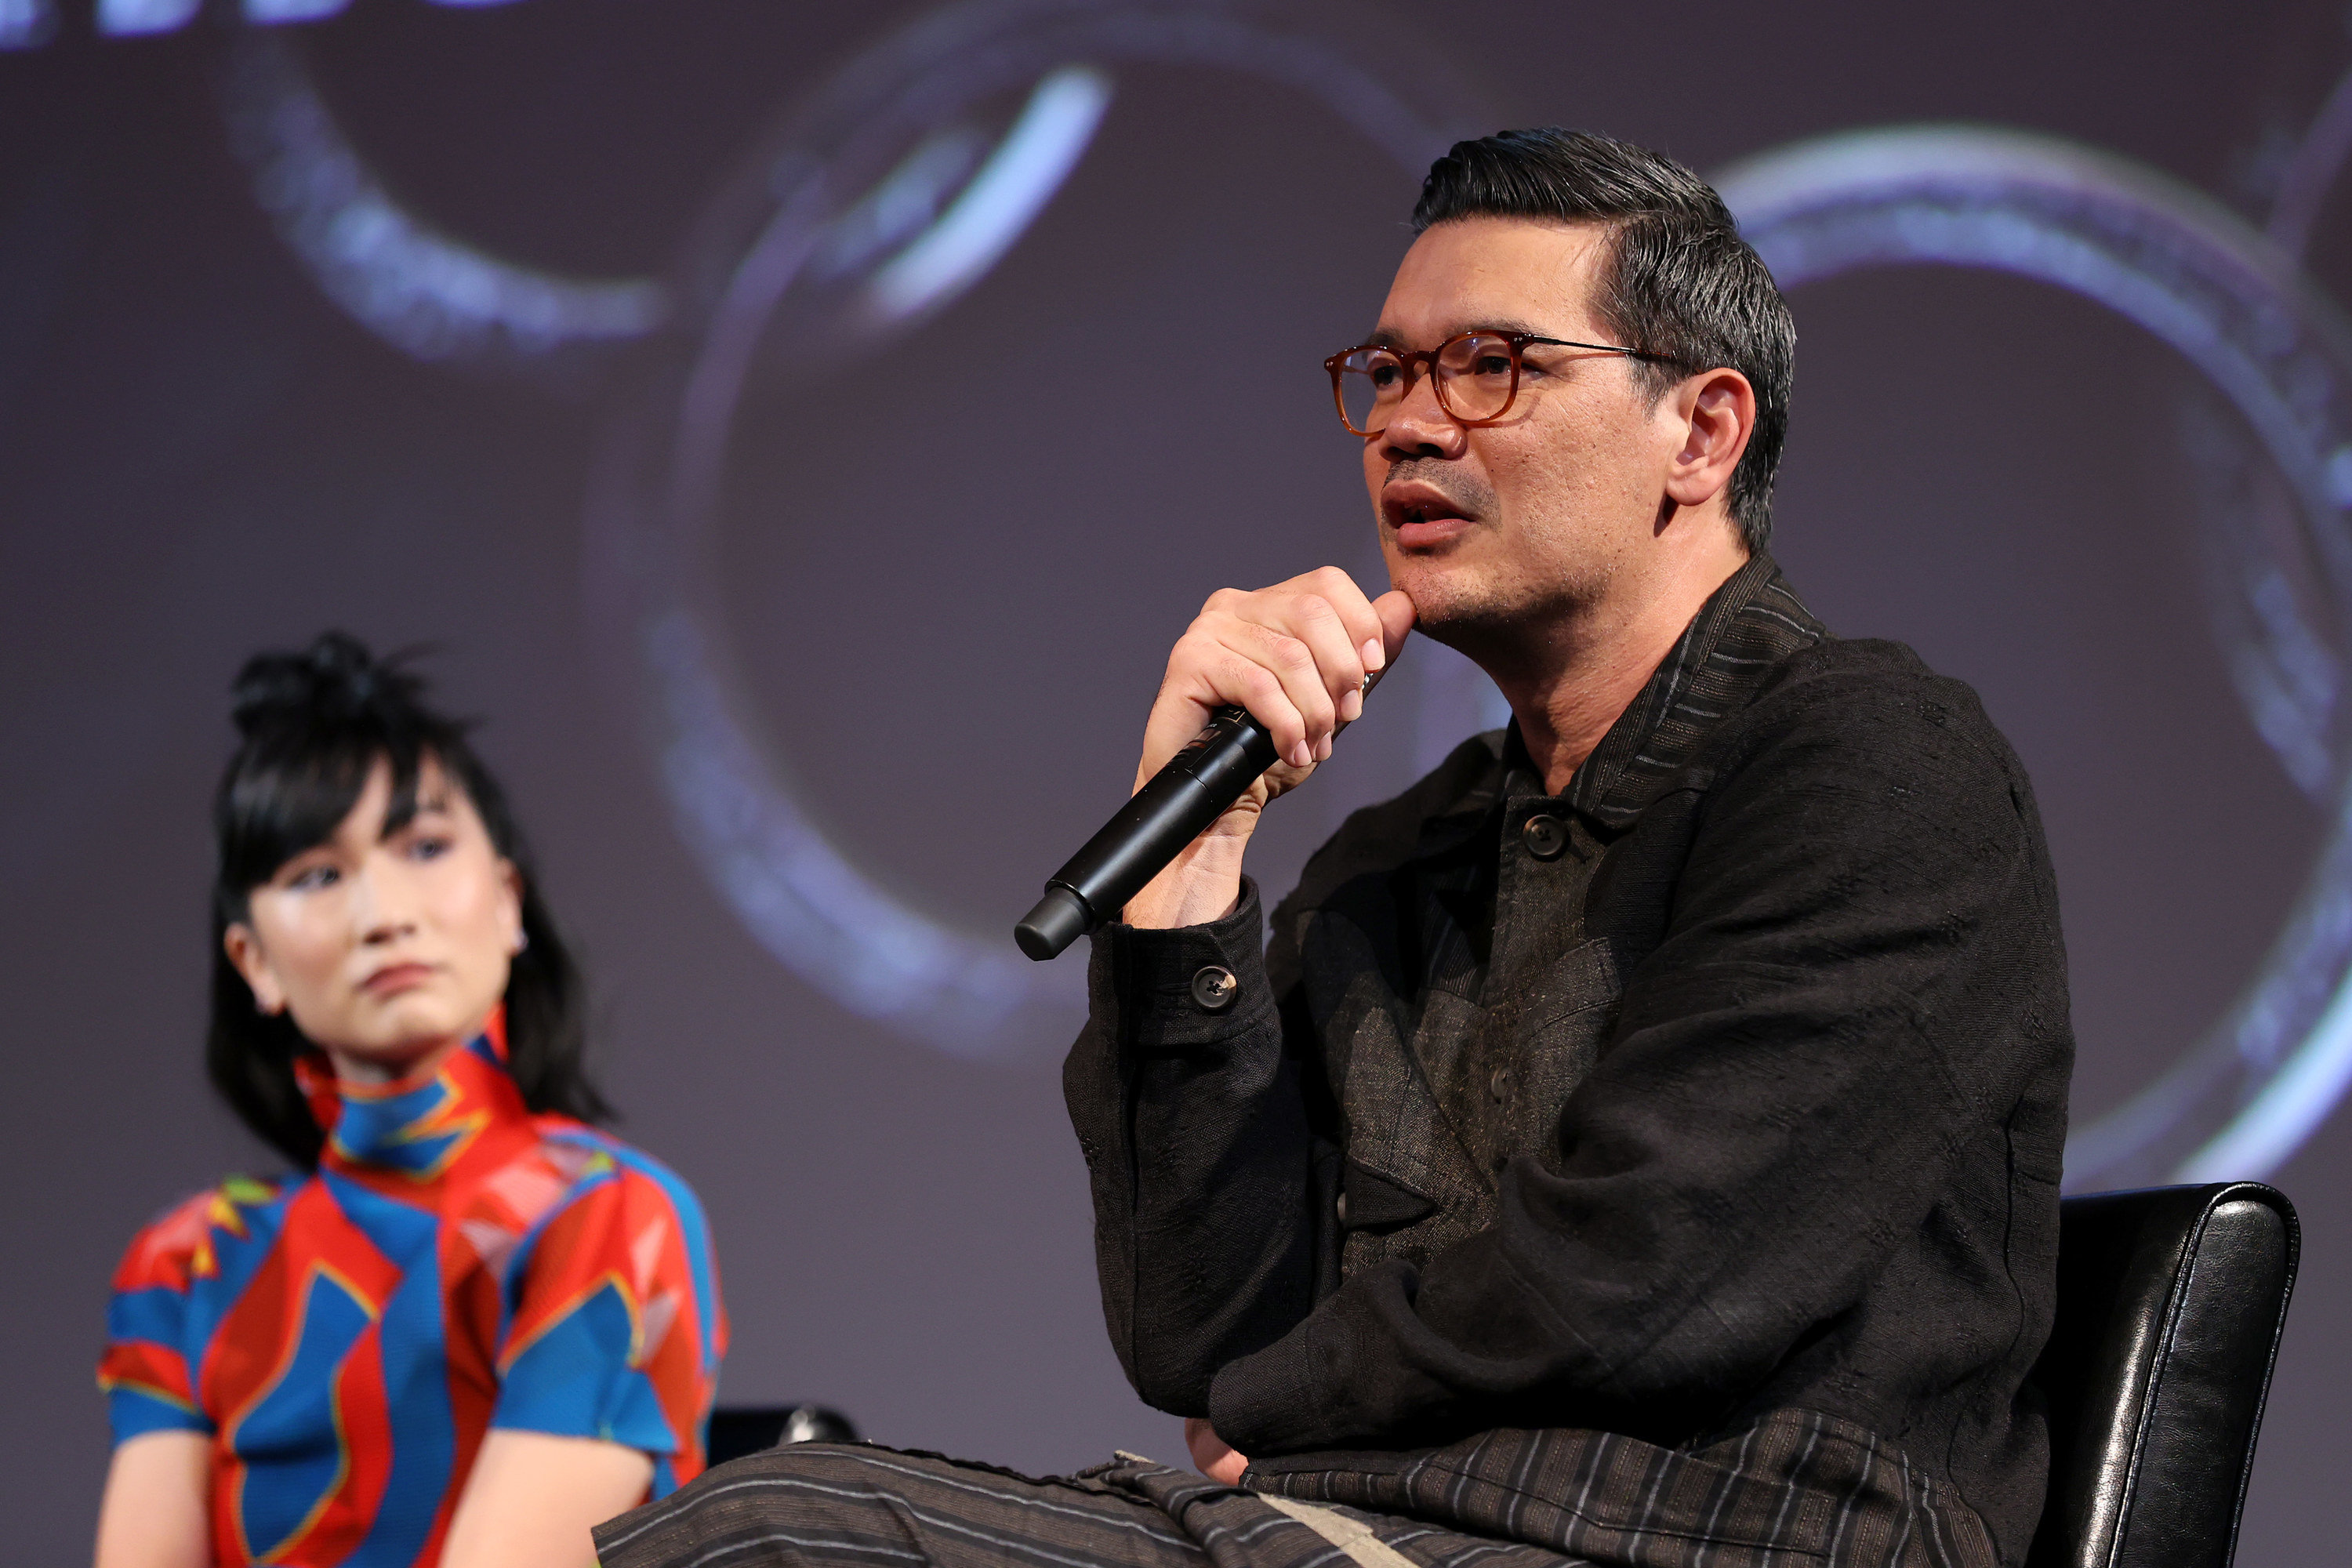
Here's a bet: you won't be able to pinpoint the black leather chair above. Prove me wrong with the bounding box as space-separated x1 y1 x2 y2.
708 1404 862 1466
702 1183 2297 1557
2027 1182 2298 1568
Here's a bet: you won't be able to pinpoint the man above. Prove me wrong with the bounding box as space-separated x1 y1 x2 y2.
597 129 2071 1568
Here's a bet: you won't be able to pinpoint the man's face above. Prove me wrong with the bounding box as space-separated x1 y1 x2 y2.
1362 216 1694 645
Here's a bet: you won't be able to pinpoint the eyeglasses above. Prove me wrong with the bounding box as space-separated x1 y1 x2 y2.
1323 330 1673 437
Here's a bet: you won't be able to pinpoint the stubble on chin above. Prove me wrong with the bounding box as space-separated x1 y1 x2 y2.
1388 541 1603 668
1395 565 1512 652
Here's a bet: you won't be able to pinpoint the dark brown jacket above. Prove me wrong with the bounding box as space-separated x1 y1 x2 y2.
1065 554 2074 1567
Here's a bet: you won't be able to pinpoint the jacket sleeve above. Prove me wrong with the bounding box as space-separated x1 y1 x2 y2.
1206 676 2071 1454
1063 879 1334 1416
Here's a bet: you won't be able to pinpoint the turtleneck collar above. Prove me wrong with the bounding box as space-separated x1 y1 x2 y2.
296 1008 528 1180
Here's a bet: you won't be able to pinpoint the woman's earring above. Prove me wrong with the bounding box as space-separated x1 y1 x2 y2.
512 929 530 955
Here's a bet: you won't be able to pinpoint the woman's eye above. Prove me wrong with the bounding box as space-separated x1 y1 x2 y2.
288 865 339 891
409 836 452 862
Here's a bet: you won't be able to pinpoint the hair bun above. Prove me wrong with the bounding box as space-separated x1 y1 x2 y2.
230 632 421 739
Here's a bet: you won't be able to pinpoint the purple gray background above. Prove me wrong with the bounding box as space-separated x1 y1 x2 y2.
2 1 2343 1562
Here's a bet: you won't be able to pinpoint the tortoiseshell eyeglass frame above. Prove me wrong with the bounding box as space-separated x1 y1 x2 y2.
1323 329 1679 437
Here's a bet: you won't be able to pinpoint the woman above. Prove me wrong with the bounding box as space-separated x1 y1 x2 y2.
94 634 726 1568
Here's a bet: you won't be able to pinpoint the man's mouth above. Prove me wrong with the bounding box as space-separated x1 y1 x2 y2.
1384 485 1476 549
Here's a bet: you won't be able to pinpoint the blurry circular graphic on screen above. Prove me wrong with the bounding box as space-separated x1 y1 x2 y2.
220 31 670 377
1715 126 2352 1186
216 0 2352 1174
580 0 1487 1061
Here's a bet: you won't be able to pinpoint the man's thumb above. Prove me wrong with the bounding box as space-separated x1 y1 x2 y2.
1373 589 1417 666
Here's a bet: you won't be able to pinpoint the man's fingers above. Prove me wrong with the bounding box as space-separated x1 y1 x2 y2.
1138 632 1306 782
1140 569 1399 794
1301 565 1388 658
1230 625 1332 768
1265 593 1370 725
1214 646 1315 768
1295 570 1388 714
1183 1417 1249 1486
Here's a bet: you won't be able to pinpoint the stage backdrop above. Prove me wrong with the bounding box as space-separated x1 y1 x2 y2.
4 0 2348 1561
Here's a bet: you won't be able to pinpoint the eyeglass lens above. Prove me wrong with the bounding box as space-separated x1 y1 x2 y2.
1336 333 1520 434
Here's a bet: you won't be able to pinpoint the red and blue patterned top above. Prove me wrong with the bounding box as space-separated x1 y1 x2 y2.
97 1013 727 1567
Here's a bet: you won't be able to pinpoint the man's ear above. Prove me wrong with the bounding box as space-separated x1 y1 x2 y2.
1662 366 1755 513
223 922 286 1015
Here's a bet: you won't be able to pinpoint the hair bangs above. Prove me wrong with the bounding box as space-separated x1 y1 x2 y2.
214 731 430 918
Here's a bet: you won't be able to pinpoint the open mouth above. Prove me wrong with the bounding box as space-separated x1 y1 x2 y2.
1385 483 1475 546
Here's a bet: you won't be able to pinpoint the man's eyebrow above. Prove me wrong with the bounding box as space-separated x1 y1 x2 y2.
1361 318 1559 349
1475 317 1554 339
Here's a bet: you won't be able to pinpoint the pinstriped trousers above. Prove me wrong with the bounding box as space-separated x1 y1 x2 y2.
590 1445 1592 1568
595 1410 1997 1568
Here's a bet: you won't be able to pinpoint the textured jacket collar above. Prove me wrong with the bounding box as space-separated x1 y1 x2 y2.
1561 551 1829 827
1421 553 1829 839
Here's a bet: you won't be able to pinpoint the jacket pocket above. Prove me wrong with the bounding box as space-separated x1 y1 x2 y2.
1515 938 1620 1164
1337 1156 1439 1234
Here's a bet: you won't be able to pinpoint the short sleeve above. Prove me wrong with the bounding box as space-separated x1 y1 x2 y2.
492 1139 726 1492
99 1191 220 1443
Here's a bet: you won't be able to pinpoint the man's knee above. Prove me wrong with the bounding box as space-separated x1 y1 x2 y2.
598 1443 926 1568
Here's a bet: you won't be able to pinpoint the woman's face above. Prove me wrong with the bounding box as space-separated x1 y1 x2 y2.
224 754 522 1083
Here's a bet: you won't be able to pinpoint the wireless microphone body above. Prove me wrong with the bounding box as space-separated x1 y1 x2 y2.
1014 706 1279 960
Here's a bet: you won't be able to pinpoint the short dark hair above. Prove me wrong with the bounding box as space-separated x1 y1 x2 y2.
206 632 609 1170
1412 128 1795 549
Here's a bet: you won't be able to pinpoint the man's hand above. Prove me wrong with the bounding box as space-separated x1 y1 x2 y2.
1124 568 1415 929
1185 1417 1250 1486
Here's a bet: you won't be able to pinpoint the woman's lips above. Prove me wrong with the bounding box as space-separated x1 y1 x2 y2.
361 962 437 997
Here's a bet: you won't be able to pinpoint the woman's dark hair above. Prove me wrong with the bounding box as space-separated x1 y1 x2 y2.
1413 128 1796 550
206 632 610 1169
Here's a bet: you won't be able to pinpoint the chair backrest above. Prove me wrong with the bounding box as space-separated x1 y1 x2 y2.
706 1403 861 1467
2025 1182 2297 1568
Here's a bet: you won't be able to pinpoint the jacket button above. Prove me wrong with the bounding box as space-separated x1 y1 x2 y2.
1335 1191 1349 1226
1190 965 1239 1012
1490 1065 1510 1101
1522 814 1568 860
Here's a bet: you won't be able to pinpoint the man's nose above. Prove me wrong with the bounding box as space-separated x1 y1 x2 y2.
1379 368 1468 458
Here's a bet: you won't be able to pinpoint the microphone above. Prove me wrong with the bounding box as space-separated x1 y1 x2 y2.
1014 705 1280 961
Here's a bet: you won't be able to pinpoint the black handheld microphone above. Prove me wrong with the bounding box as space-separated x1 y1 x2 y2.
1013 706 1281 960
